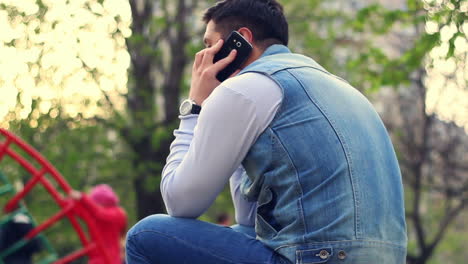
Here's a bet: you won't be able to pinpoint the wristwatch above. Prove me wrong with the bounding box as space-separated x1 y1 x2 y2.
179 99 201 116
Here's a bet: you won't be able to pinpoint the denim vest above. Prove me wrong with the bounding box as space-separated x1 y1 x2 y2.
238 45 407 263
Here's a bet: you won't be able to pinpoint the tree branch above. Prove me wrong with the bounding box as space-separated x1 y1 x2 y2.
427 197 468 255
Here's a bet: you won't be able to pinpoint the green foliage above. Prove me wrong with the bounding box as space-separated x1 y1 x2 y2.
352 4 413 34
128 33 146 46
151 127 172 150
288 0 464 94
428 217 468 264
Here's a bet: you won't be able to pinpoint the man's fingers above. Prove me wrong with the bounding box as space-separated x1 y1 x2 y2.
212 49 237 72
210 39 224 54
193 50 204 69
202 39 224 65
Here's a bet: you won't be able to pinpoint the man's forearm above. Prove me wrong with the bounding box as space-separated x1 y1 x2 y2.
161 115 202 217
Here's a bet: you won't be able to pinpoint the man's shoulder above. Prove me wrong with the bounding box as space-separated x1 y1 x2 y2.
206 72 282 119
221 72 281 98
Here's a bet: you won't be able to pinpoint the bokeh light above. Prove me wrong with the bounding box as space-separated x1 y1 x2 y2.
0 0 132 126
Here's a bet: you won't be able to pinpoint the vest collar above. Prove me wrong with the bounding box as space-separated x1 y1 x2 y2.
260 44 291 58
237 44 293 76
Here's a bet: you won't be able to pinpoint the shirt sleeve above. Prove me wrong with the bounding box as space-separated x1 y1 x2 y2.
230 166 257 226
161 73 282 220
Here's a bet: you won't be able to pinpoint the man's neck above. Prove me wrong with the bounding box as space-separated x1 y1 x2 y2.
241 46 264 69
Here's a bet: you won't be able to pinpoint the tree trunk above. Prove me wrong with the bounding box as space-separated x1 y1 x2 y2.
134 175 166 219
124 0 191 219
130 132 174 219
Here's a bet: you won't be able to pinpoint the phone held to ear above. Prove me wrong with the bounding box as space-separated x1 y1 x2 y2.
213 31 253 82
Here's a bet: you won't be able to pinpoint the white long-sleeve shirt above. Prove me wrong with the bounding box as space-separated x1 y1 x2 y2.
161 72 282 226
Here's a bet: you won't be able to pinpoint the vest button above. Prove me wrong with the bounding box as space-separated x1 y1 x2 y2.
318 249 329 259
338 250 347 260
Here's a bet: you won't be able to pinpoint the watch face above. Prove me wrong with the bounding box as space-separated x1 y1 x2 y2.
179 100 192 115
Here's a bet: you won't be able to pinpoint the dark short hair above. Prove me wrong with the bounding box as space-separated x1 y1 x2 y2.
203 0 289 47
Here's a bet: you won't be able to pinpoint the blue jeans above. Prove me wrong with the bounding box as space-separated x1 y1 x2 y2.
126 214 291 264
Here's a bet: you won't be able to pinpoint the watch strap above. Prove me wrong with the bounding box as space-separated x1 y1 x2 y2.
191 104 201 114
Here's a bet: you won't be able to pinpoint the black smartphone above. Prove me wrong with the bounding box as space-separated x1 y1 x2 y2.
213 31 253 82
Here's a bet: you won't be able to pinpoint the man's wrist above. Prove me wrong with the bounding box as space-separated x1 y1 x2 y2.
188 93 204 106
179 99 201 116
178 114 198 131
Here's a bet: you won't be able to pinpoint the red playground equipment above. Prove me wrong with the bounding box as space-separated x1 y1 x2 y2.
0 128 112 263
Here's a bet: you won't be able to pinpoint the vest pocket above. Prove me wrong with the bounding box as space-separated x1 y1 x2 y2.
255 187 280 239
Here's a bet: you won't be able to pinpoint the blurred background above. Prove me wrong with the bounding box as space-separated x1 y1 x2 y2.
0 0 466 263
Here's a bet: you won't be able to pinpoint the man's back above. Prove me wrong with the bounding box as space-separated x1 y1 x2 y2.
239 45 407 263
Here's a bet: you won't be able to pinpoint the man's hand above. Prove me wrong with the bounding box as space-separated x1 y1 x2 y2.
189 39 238 105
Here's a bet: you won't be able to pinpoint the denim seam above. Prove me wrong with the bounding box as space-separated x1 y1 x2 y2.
128 229 271 264
126 236 152 264
269 129 308 243
285 69 361 239
272 116 323 130
269 66 348 85
274 239 407 251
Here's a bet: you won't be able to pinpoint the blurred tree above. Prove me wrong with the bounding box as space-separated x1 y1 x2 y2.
104 0 205 219
0 0 131 125
0 0 134 257
380 79 468 264
349 1 467 263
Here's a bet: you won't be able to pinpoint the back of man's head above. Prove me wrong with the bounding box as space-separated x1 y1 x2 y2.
203 0 289 47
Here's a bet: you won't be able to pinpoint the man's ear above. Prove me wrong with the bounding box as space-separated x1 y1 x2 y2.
237 27 254 43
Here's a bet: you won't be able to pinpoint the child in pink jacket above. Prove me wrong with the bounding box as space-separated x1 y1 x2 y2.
71 184 127 264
